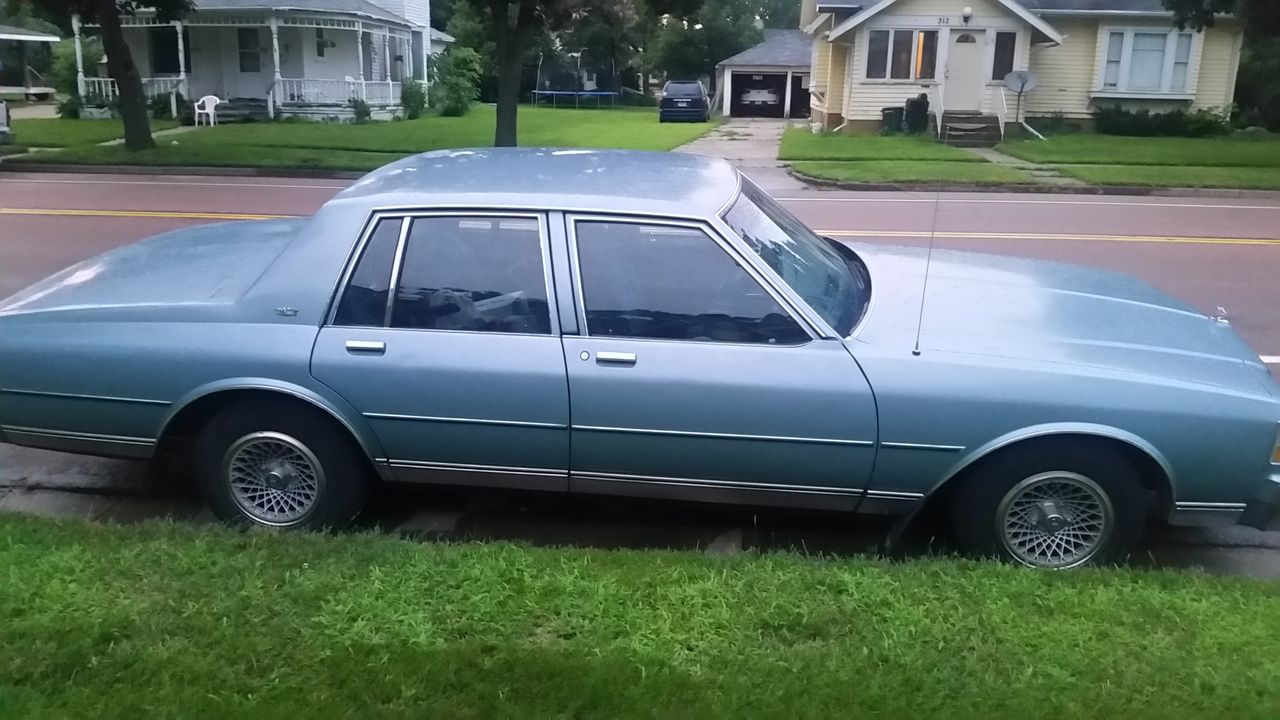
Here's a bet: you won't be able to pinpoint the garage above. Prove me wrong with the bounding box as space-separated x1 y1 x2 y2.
716 30 811 119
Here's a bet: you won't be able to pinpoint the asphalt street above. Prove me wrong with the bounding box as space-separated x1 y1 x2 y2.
1 170 1278 573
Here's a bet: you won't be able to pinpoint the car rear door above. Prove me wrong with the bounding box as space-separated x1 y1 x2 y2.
559 215 879 510
310 212 570 491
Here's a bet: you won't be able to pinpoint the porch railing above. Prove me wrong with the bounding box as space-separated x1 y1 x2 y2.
277 78 402 106
927 83 944 139
82 76 184 102
995 86 1009 140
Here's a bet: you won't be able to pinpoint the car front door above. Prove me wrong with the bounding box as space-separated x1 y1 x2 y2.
311 212 570 491
560 216 878 510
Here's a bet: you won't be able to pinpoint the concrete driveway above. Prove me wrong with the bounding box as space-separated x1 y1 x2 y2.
675 117 813 194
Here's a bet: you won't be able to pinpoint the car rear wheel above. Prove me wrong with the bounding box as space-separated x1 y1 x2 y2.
195 402 370 530
949 443 1147 568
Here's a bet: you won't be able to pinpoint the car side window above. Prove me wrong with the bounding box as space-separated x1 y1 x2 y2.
574 221 809 345
389 216 552 334
333 218 402 327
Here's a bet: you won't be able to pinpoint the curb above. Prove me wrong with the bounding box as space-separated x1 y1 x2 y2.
0 162 366 180
787 169 1280 200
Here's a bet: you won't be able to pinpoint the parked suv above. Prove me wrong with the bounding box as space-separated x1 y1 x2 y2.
659 80 711 123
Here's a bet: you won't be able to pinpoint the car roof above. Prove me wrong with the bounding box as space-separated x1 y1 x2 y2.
332 147 741 218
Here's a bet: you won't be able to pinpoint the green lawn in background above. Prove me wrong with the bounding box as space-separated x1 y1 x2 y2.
2 515 1278 719
778 128 980 162
171 105 720 153
5 106 720 171
1056 164 1280 190
792 160 1031 185
12 143 399 172
9 118 179 147
999 134 1280 168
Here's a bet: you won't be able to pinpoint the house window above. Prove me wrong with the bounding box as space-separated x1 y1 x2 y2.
867 29 938 80
1100 28 1196 94
316 29 326 58
992 31 1016 81
238 28 261 73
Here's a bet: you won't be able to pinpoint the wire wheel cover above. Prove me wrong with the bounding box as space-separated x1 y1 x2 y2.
997 471 1114 568
224 431 325 525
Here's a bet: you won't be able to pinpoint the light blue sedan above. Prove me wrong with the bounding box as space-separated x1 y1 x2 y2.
1 149 1277 568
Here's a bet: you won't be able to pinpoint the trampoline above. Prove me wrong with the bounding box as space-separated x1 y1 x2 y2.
531 90 620 108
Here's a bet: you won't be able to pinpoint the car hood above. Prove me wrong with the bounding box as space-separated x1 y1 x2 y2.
848 243 1273 396
0 219 304 319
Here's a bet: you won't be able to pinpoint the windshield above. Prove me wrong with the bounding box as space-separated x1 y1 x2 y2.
722 180 870 336
664 82 704 98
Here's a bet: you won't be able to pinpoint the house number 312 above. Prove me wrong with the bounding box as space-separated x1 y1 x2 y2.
937 17 952 24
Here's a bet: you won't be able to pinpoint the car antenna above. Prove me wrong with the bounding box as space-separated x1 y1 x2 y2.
912 191 942 357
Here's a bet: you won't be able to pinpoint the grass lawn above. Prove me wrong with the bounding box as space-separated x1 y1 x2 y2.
792 160 1032 185
1057 164 1280 190
3 515 1279 718
0 145 28 157
6 106 720 171
9 118 179 148
11 143 399 172
778 128 980 162
999 134 1280 168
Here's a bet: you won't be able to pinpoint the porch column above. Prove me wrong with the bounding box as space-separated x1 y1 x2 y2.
269 15 281 119
783 71 793 119
355 21 364 82
175 21 187 97
383 28 391 101
71 13 86 97
355 21 365 102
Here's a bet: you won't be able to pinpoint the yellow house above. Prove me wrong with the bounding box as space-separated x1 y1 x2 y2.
802 0 1243 142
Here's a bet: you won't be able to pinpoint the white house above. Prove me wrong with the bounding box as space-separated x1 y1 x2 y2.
73 0 454 120
802 0 1244 142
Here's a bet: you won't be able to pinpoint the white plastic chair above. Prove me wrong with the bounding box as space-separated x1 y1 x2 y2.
193 95 221 126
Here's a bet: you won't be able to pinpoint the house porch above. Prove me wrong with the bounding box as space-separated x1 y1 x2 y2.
74 9 417 120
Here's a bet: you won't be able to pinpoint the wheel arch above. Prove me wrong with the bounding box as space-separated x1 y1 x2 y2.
919 424 1177 524
155 379 389 479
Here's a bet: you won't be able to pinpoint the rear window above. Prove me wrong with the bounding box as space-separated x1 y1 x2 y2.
664 82 703 98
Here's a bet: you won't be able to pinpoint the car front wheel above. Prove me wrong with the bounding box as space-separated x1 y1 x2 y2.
195 402 370 530
949 442 1147 568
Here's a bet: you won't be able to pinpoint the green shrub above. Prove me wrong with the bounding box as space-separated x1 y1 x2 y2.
429 47 482 117
56 94 81 119
148 93 173 120
1026 111 1083 136
1093 105 1230 137
50 38 104 96
400 78 427 119
348 97 371 123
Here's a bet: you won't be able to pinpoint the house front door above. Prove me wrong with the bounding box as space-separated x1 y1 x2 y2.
944 31 983 112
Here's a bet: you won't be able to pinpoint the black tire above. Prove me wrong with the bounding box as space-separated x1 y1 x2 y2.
195 401 371 530
949 442 1147 568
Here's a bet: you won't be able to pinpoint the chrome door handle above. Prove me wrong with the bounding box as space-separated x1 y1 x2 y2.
345 340 386 354
596 351 637 365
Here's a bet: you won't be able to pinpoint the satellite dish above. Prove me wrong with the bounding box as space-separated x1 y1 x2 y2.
1004 70 1038 93
1003 71 1038 126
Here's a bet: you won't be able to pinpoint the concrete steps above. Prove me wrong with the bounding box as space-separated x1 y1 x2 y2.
938 112 1002 148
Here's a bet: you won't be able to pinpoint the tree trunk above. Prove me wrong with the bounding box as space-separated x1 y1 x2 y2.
96 0 154 152
492 38 524 147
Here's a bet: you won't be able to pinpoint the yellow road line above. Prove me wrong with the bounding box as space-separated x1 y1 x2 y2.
0 208 293 221
822 229 1280 247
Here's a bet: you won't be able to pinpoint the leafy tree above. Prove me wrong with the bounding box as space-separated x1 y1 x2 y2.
649 0 760 89
449 0 701 147
1162 0 1280 35
561 0 641 91
429 46 483 116
757 0 799 29
30 0 194 151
